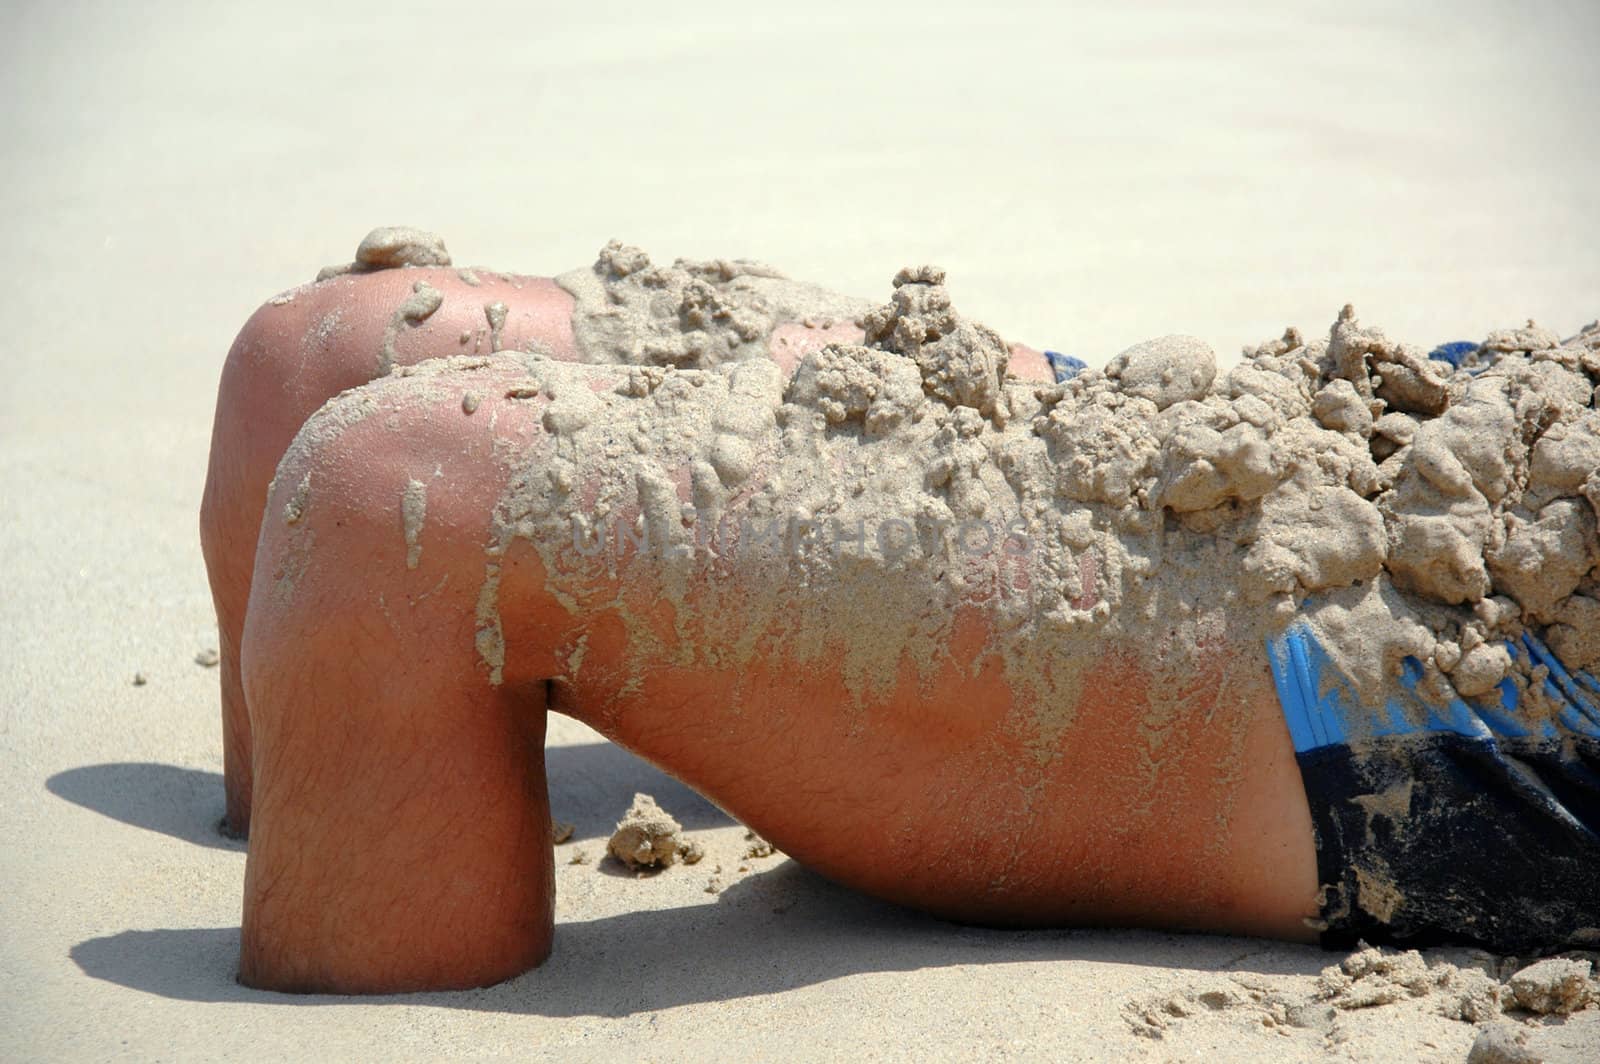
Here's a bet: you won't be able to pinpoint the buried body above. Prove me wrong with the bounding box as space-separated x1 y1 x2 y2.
201 230 1600 993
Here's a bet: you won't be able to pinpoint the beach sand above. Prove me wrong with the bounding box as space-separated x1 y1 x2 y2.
2 2 1597 1059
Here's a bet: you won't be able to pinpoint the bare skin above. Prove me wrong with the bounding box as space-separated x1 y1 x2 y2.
201 266 1052 835
201 267 577 835
206 263 1320 995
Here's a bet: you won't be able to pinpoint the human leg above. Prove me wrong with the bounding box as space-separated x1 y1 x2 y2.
201 264 576 836
238 358 581 992
236 341 1323 991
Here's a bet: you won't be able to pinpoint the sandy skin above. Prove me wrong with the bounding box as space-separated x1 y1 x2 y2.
204 258 1319 994
202 262 1055 837
202 266 579 836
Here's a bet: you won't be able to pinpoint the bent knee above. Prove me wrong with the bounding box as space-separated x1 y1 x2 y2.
216 269 579 460
254 367 519 579
239 268 578 385
246 362 583 677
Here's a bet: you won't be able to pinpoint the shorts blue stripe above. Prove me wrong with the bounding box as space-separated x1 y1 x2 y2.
1042 350 1087 383
1265 620 1600 755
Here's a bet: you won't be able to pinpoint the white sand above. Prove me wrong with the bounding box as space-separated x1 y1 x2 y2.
2 1 1597 1060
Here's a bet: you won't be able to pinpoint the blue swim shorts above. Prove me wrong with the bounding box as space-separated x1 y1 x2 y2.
1266 620 1600 953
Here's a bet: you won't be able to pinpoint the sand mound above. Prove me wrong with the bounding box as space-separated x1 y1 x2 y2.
606 793 703 870
476 252 1597 748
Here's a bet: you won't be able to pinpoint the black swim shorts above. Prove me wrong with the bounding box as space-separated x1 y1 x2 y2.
1267 621 1600 954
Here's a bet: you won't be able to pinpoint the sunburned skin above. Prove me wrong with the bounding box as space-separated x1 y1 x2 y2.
204 229 1599 994
201 231 1051 836
202 255 577 835
235 358 1319 994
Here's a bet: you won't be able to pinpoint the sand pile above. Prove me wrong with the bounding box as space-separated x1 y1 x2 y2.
1125 945 1598 1046
477 247 1597 762
606 792 703 870
314 225 453 281
555 240 870 369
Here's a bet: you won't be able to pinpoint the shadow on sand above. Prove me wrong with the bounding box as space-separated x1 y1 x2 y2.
46 739 735 852
67 862 1322 1017
53 742 1325 1016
